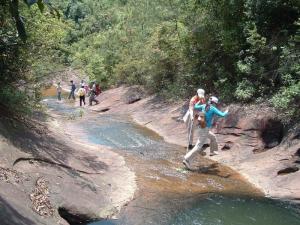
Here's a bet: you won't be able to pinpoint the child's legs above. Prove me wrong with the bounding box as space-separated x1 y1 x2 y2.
207 130 218 153
184 128 209 162
189 119 198 146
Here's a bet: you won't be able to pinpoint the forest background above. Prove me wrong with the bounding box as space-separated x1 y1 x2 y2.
1 0 299 122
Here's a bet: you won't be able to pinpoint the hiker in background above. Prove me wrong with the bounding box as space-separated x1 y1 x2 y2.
80 79 85 88
77 85 86 107
183 89 206 150
183 96 229 170
84 83 90 95
95 83 102 96
68 80 76 100
89 81 99 106
57 82 62 101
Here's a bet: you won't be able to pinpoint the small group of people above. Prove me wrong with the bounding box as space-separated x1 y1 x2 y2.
56 80 101 106
182 88 229 170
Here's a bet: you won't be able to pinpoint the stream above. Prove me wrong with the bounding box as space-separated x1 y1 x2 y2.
42 93 300 225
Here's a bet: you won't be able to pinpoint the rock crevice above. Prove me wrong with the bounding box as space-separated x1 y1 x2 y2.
13 157 105 175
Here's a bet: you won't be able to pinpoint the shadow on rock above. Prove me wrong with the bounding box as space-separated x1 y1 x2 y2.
193 163 231 178
0 196 35 225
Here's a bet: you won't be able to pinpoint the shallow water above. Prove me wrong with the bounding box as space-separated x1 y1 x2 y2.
42 92 300 225
83 115 163 150
89 195 300 225
42 97 86 120
169 195 300 225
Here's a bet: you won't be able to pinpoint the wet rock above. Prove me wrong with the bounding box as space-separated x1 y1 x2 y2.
277 166 299 175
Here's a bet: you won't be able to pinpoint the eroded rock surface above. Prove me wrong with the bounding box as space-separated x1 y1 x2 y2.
92 86 300 202
0 113 136 225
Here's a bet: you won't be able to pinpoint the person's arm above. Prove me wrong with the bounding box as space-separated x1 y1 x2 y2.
194 103 204 111
199 97 206 104
189 96 195 111
212 106 228 117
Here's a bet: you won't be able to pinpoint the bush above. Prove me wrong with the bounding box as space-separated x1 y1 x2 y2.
0 86 31 113
271 82 300 111
234 80 256 101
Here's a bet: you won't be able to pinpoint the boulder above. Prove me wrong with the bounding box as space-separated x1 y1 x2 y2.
121 86 146 104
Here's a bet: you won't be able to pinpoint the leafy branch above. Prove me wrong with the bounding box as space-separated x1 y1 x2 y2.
9 0 60 41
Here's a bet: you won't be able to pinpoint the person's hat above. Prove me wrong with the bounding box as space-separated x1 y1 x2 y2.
197 89 205 98
209 96 219 104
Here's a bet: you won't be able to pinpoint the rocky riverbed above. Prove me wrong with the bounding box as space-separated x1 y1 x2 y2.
0 104 136 225
91 85 300 202
0 84 299 225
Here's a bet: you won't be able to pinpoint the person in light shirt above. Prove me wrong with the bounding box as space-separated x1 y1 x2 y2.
183 96 229 170
183 88 206 150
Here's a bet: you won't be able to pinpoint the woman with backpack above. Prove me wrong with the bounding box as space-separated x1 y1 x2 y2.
183 96 229 170
77 85 86 106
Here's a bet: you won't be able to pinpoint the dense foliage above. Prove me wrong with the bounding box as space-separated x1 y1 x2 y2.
0 0 66 112
55 0 299 119
1 0 299 120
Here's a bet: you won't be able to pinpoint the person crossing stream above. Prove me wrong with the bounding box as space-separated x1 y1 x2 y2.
41 89 300 225
183 96 229 170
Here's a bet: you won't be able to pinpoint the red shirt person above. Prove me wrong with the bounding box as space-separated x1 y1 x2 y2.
183 89 206 150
